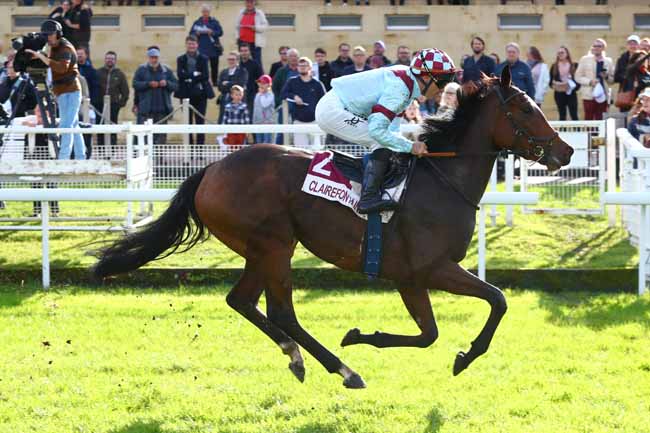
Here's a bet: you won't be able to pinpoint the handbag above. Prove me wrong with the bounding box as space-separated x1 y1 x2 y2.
615 82 635 110
213 38 224 57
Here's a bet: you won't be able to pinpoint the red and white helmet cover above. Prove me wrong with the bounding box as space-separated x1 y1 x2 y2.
410 48 458 76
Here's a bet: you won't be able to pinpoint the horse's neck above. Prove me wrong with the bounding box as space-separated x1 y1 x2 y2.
436 116 497 207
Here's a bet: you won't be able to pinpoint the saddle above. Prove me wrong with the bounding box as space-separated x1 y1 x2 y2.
331 150 413 191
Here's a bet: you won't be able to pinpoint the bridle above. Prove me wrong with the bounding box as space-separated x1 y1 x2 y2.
423 84 560 211
493 86 558 162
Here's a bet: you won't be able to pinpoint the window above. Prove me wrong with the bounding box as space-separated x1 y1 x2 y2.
93 15 120 28
319 15 361 31
386 15 428 31
267 14 295 29
143 15 185 28
566 14 610 30
498 14 542 30
13 15 48 30
634 14 650 30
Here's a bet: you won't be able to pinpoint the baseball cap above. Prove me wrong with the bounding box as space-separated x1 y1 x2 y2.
374 40 386 50
628 35 641 44
640 87 650 99
146 47 161 57
257 74 272 85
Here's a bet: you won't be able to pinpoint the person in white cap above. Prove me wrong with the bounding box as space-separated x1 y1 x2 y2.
614 34 641 100
628 87 650 142
315 48 458 214
367 40 391 67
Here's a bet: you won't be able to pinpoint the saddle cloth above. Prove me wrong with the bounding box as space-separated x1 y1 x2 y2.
301 150 412 223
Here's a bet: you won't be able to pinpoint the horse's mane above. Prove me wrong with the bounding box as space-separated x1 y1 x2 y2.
419 76 500 151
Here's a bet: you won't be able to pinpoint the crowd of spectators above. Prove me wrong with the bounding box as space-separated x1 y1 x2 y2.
4 0 650 155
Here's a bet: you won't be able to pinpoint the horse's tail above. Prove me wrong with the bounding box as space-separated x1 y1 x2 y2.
93 167 209 279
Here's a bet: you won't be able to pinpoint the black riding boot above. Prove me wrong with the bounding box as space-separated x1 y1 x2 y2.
357 151 398 214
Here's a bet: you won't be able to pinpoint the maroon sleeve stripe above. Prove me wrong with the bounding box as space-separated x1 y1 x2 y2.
371 104 396 121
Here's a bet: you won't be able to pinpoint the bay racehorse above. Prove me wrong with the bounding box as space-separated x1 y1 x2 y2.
94 67 573 388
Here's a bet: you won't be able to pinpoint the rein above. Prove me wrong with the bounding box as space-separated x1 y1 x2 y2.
419 86 559 210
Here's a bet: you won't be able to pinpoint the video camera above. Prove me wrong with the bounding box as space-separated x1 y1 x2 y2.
11 32 49 74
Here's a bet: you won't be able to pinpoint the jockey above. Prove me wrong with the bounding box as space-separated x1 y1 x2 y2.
315 48 458 214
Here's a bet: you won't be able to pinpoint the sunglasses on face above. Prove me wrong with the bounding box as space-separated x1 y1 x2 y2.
227 58 237 61
280 52 287 55
593 44 604 48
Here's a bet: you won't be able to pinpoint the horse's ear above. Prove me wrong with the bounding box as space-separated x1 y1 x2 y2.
500 65 512 88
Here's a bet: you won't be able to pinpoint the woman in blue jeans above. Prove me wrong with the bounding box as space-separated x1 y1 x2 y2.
26 19 85 160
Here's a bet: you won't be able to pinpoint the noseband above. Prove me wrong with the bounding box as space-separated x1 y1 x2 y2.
494 86 558 161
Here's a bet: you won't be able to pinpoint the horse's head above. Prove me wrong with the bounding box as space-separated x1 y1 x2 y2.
490 66 573 171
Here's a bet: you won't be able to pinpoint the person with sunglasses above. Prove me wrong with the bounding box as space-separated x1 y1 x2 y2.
316 48 457 214
575 38 614 120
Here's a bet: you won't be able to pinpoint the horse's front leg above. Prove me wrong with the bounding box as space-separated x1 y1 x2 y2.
432 261 507 376
341 286 439 348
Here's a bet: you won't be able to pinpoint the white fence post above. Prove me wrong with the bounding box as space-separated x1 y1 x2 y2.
282 100 290 146
102 94 111 158
606 118 617 226
489 162 497 226
182 98 191 163
478 205 486 281
505 154 514 226
41 201 50 290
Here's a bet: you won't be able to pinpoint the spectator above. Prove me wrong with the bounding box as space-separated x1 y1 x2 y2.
48 1 73 42
176 35 214 157
575 38 614 120
222 85 250 146
623 51 650 99
330 43 353 77
239 43 264 118
614 35 640 103
343 46 371 75
270 46 289 79
436 82 461 116
495 42 535 99
96 50 129 151
282 57 326 149
0 60 37 118
26 20 85 159
252 74 275 144
401 100 422 141
190 4 223 86
628 88 650 142
367 40 391 67
235 0 268 66
65 0 92 50
642 38 650 53
76 46 99 109
550 46 579 121
325 0 370 4
217 51 248 123
132 46 178 144
273 48 300 108
462 36 496 83
394 45 411 67
527 46 550 107
312 48 334 91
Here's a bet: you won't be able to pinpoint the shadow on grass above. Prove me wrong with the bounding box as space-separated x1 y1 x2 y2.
422 407 445 433
108 420 167 433
295 422 340 433
537 291 650 330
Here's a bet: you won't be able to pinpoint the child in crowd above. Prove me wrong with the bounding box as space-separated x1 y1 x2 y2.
222 85 250 146
252 74 275 144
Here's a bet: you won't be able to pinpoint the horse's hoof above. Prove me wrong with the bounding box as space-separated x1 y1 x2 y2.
453 351 470 376
341 328 361 347
288 361 305 383
343 373 366 389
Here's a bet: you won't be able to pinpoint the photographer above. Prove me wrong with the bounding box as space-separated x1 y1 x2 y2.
0 60 38 119
25 20 85 160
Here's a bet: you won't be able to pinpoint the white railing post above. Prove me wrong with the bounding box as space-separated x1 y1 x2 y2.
125 127 134 229
505 154 514 226
606 118 617 226
478 204 486 281
489 161 497 226
182 98 191 164
599 144 606 216
282 100 290 146
640 205 647 295
41 201 50 290
102 94 111 159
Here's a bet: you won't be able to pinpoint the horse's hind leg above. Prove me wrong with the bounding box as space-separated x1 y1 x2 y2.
262 253 366 389
433 261 507 376
341 286 439 348
226 262 306 382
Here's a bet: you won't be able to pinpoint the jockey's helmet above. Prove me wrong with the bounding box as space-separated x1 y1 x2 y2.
410 48 458 76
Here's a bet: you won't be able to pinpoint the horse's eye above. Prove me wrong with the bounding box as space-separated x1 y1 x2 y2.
522 104 533 114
